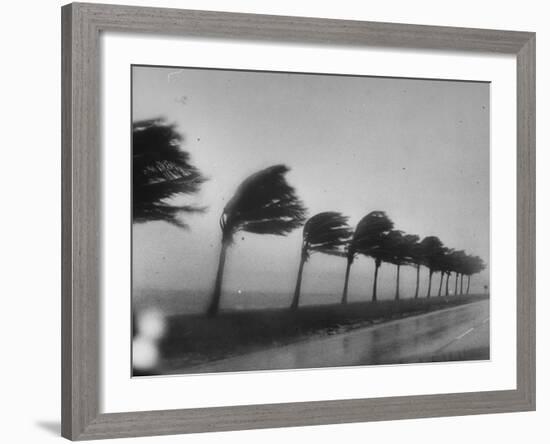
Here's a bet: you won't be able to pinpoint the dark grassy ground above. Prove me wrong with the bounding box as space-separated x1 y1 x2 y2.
151 293 489 374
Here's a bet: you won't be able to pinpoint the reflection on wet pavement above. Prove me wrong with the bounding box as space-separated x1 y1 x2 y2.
184 300 490 373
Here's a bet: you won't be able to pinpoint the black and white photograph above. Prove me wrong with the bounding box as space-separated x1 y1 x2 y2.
2 0 541 441
131 65 490 377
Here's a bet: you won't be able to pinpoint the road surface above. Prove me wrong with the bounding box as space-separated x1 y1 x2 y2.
185 300 490 373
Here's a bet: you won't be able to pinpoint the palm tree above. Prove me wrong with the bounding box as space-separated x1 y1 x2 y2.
341 249 355 305
382 231 419 300
435 248 453 297
419 236 445 298
401 234 421 300
344 211 394 302
207 164 307 316
443 249 461 296
379 230 404 300
133 118 207 227
408 237 423 299
445 270 452 296
291 212 352 309
444 249 461 297
463 255 486 294
451 250 467 295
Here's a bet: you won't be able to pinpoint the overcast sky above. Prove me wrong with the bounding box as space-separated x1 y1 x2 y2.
132 65 490 306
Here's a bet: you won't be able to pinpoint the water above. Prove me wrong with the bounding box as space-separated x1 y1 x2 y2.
133 287 429 316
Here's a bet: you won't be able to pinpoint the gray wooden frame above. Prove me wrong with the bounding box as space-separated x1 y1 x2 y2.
61 2 536 440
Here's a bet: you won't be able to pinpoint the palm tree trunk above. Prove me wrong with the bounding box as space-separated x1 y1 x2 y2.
427 270 433 298
207 241 229 316
291 253 307 310
438 271 444 296
372 259 381 302
414 264 420 299
466 275 471 294
460 273 464 295
341 256 353 304
445 272 450 296
395 264 401 300
454 272 459 295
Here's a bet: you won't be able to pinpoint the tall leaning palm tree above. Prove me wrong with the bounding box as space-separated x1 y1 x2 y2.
400 234 421 299
133 118 207 227
408 237 423 299
207 164 307 316
436 247 452 297
441 249 457 296
419 236 445 298
445 270 452 296
381 230 416 301
344 211 394 302
451 250 467 295
444 250 462 296
291 212 352 309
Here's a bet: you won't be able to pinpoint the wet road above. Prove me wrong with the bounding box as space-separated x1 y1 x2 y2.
187 300 490 373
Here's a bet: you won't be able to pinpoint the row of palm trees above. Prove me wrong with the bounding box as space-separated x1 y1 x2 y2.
132 119 486 317
291 210 486 310
206 164 485 316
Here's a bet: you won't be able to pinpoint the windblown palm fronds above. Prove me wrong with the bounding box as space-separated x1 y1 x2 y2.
220 165 307 242
291 212 352 309
133 118 207 228
302 212 352 256
343 211 394 302
208 164 307 316
350 211 395 256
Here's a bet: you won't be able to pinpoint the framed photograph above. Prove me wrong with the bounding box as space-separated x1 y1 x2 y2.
62 2 535 440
